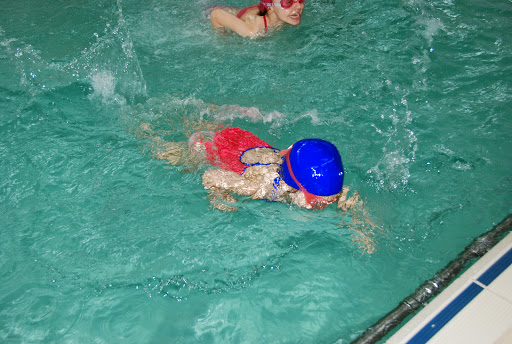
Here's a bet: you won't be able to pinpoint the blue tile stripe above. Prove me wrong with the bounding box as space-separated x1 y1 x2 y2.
406 246 512 344
478 247 512 286
406 283 483 344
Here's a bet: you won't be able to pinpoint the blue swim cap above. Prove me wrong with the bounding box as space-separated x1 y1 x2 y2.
281 139 344 196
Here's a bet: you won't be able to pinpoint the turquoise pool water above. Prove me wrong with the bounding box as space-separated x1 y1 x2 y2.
1 0 510 342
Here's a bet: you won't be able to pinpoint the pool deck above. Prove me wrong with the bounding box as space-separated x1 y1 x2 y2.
387 231 512 344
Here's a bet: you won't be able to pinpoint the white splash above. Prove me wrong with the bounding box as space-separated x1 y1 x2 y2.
368 150 412 190
89 70 126 105
367 97 418 191
418 17 445 46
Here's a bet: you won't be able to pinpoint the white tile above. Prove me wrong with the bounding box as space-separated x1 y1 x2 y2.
486 264 512 304
495 326 512 344
428 289 512 344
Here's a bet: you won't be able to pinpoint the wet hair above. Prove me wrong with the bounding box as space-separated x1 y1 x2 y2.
258 1 268 16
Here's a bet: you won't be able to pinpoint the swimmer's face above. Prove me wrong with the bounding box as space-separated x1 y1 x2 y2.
271 0 304 26
309 194 339 210
293 191 339 210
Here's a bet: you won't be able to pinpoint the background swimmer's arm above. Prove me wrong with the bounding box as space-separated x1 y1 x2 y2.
210 8 260 38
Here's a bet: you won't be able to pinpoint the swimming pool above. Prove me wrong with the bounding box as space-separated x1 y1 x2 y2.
1 0 510 342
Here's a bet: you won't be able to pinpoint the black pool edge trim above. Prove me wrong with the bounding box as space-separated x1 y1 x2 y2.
348 213 512 344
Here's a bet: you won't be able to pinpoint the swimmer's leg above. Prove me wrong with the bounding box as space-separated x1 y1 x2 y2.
136 122 188 165
151 137 188 165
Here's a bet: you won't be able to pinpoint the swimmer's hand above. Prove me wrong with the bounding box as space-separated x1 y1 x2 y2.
337 187 361 211
202 169 252 212
288 191 339 210
207 188 239 212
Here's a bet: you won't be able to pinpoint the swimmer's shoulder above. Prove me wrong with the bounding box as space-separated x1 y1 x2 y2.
236 6 261 21
210 6 256 19
211 6 262 36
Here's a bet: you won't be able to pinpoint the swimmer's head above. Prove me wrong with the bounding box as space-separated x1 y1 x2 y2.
280 139 344 207
260 0 305 26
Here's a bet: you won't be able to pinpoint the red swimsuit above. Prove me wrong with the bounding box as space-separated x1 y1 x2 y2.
204 127 275 175
236 5 268 30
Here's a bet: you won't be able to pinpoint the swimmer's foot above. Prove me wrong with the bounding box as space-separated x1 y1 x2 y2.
135 123 184 163
149 138 187 165
134 122 154 139
157 149 183 165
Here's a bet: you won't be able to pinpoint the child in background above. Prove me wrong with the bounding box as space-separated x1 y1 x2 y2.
210 0 305 38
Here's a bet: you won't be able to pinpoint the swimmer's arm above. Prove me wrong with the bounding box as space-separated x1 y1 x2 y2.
210 8 260 38
240 147 281 166
202 169 260 197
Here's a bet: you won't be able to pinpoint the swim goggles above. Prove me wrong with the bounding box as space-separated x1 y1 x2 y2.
263 0 306 9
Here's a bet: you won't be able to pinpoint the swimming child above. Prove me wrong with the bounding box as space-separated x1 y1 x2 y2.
138 123 360 212
209 0 305 38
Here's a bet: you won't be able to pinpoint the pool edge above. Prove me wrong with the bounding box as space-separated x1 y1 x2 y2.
386 231 512 344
